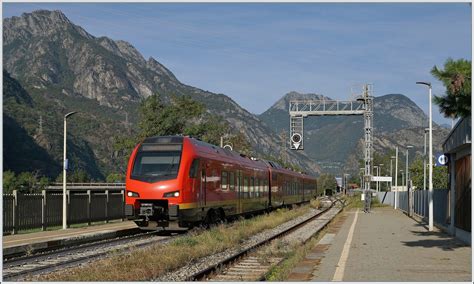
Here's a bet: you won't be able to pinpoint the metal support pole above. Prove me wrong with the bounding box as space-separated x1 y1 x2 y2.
390 159 393 190
406 149 410 216
395 147 398 209
62 111 77 230
428 86 434 231
362 84 373 213
63 117 67 229
417 81 433 231
424 130 427 192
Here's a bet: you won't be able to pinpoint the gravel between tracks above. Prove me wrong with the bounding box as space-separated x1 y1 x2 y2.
155 208 324 281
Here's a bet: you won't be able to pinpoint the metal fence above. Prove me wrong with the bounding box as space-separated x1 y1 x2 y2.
376 189 450 228
3 189 125 235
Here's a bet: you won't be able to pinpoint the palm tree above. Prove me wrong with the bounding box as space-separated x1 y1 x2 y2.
431 58 471 118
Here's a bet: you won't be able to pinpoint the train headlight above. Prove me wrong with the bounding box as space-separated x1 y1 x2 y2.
127 191 139 197
163 191 180 198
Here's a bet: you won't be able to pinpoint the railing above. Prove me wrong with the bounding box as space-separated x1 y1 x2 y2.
47 183 125 190
376 190 450 228
3 189 126 235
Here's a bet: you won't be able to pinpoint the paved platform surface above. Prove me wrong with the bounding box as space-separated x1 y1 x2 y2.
288 207 471 282
3 221 137 256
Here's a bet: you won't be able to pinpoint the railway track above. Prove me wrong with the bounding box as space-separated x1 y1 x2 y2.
3 229 185 281
204 202 343 281
156 196 345 281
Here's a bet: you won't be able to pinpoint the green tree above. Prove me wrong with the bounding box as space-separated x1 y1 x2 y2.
318 173 337 194
106 173 125 183
431 58 471 118
227 132 254 157
16 171 38 193
138 94 205 139
56 169 91 183
409 156 448 190
68 169 91 183
37 176 50 190
3 171 17 194
114 94 251 172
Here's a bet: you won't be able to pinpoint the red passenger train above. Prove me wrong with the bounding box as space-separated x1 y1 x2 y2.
125 136 320 229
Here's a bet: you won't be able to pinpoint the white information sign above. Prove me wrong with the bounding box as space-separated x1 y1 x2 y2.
371 176 392 182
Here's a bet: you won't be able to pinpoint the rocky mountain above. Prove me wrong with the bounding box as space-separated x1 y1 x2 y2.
259 92 450 175
3 10 321 178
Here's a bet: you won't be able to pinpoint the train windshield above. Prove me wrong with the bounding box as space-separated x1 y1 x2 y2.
131 144 182 183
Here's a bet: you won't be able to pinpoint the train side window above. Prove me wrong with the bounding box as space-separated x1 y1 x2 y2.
236 172 240 190
189 159 200 178
250 177 254 197
244 177 249 198
256 179 260 197
222 171 228 190
229 172 235 191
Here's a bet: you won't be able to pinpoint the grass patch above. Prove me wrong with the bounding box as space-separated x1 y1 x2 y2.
264 237 318 281
309 198 321 209
35 205 314 281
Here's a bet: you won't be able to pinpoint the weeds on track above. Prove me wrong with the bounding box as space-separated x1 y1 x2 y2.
264 208 346 281
35 205 313 281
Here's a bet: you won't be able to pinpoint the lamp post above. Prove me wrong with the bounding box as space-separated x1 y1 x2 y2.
395 147 399 209
390 156 395 191
63 111 78 230
423 128 429 191
417 81 433 231
406 145 413 216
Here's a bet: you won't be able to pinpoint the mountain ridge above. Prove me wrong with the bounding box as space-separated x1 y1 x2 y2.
3 9 322 178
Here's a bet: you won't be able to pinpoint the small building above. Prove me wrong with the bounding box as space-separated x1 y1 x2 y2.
443 116 471 244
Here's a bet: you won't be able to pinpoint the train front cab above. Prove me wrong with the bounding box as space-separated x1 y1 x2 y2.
125 136 199 229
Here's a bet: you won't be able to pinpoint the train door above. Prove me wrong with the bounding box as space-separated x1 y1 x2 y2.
200 166 207 207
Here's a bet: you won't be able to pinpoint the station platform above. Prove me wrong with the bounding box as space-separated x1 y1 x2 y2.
3 221 138 257
288 207 471 282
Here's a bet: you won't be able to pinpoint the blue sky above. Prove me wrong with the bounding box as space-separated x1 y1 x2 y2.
3 3 472 125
